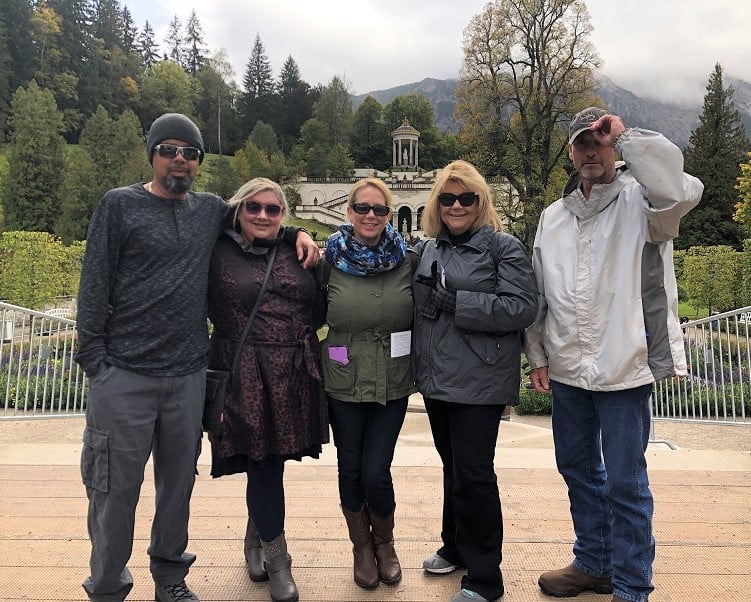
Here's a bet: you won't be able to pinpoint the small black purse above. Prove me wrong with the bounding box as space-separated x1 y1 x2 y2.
203 244 278 437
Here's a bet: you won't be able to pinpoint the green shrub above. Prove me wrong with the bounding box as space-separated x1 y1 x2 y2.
516 387 552 415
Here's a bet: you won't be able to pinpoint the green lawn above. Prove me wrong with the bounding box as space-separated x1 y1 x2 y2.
678 301 708 320
286 216 337 241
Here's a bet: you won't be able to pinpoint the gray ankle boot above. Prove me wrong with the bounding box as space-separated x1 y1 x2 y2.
244 515 268 582
261 532 299 602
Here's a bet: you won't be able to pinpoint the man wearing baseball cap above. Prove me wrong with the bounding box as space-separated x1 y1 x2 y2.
525 108 703 602
75 113 318 602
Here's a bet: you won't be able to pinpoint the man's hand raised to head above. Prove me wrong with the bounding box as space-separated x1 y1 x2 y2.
590 114 626 147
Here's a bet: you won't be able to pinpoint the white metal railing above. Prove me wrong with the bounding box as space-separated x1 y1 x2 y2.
1 301 87 418
653 306 751 425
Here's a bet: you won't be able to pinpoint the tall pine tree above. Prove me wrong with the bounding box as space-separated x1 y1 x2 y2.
138 20 160 68
240 34 276 133
276 55 315 154
3 81 66 232
184 10 208 75
678 63 750 249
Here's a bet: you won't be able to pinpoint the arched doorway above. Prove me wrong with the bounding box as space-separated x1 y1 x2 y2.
397 206 412 234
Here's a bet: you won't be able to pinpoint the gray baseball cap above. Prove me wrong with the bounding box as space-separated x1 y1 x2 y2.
569 107 608 144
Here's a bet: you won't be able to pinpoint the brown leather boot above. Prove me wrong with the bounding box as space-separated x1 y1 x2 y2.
538 563 613 597
368 507 402 584
342 506 379 589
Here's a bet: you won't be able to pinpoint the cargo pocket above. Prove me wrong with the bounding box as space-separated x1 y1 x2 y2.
322 347 356 396
81 427 109 493
387 354 413 394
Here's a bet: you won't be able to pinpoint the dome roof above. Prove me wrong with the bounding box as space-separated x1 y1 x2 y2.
392 117 420 137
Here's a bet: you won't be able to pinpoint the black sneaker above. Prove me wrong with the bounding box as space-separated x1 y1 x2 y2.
155 581 199 601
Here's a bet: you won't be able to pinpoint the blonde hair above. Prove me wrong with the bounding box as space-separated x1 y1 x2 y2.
228 177 289 228
347 178 394 208
421 160 503 238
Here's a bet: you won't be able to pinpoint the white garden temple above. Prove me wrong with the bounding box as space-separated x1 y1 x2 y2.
294 118 433 238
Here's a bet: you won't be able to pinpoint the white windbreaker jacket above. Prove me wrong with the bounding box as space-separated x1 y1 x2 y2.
524 128 703 391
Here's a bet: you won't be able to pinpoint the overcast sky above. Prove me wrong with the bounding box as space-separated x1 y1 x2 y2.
125 0 751 106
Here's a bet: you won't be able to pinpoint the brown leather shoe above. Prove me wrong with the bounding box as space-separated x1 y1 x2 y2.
538 563 613 597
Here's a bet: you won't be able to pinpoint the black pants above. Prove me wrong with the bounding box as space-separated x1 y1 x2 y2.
425 398 505 601
328 396 408 516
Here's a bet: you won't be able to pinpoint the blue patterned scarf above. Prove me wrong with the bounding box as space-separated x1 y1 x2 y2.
325 223 407 276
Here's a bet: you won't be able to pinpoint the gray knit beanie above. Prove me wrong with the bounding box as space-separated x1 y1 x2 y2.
146 113 205 164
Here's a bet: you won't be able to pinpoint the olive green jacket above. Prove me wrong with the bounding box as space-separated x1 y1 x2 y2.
320 260 416 403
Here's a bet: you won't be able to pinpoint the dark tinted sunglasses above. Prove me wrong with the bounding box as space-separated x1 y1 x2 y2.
154 144 202 161
351 202 390 217
243 200 283 217
438 192 479 207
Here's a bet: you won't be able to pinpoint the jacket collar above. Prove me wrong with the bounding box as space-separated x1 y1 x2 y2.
436 224 495 252
562 162 630 220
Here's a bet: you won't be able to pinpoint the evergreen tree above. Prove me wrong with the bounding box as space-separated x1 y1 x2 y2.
121 6 138 52
57 106 148 242
2 0 36 92
138 20 160 68
326 144 355 177
312 75 353 148
164 15 185 69
184 10 208 75
45 0 100 134
3 81 66 232
276 55 315 153
0 18 11 140
56 146 99 243
91 0 123 49
249 121 280 156
678 64 749 250
206 155 240 199
350 96 388 168
240 34 276 132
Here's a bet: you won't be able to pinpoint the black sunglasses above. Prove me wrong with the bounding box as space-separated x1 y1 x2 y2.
438 192 479 207
351 202 390 217
243 200 283 217
154 144 202 161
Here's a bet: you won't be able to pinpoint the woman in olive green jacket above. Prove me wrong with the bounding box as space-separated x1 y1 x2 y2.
320 178 415 590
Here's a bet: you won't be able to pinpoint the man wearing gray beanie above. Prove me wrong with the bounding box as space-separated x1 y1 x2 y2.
75 113 318 602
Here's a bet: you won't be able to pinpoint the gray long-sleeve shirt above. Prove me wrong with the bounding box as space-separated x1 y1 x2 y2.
75 183 228 377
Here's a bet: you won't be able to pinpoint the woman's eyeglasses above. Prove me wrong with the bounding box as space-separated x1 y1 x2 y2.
243 201 283 217
351 202 390 217
438 192 479 207
153 144 202 161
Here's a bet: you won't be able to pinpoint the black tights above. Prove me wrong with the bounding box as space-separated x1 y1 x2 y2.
246 457 285 542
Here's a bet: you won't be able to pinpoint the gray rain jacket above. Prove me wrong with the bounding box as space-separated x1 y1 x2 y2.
413 225 538 405
524 128 703 391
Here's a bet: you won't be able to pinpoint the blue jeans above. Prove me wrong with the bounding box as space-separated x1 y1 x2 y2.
551 381 655 602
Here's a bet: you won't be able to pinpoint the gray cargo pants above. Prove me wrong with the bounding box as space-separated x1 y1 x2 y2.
80 364 205 601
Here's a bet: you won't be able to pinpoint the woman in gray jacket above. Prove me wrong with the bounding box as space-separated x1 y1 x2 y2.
413 160 538 602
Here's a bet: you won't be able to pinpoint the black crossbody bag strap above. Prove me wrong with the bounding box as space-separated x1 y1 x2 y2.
229 243 278 379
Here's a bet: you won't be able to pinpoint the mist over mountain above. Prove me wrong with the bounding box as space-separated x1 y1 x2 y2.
354 74 751 149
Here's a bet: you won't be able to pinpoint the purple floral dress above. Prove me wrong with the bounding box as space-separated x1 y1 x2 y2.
207 231 329 475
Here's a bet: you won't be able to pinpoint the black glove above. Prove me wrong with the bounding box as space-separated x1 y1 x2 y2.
431 284 457 314
415 260 439 289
